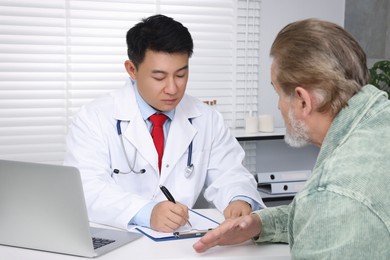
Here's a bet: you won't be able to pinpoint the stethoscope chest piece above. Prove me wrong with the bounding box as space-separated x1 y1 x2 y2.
185 164 194 178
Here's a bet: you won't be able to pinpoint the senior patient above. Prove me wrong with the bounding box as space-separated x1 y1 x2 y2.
193 18 390 259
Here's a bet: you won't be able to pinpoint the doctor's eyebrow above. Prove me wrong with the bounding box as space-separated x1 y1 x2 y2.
151 65 189 75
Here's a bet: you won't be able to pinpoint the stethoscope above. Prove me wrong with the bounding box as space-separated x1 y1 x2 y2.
112 119 194 178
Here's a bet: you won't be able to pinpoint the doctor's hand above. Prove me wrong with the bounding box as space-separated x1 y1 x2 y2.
150 201 190 232
223 200 252 219
193 213 262 253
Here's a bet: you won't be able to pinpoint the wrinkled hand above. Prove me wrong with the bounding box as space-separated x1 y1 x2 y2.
193 213 262 253
150 201 190 232
223 200 252 219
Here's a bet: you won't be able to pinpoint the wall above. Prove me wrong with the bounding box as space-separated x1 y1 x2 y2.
344 0 390 67
257 0 346 128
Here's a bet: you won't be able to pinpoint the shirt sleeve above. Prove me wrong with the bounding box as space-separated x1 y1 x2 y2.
129 201 157 227
231 195 264 211
252 205 290 243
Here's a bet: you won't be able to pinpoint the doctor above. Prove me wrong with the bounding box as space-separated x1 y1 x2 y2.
64 14 264 232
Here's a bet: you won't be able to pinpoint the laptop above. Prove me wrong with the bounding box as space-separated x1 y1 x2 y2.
0 159 142 258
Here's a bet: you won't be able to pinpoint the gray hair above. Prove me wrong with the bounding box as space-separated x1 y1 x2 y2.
270 18 369 115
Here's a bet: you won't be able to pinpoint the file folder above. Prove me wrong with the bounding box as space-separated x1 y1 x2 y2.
134 209 219 241
258 181 306 195
257 170 311 183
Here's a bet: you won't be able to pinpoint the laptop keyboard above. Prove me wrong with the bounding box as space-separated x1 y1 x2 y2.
92 237 116 249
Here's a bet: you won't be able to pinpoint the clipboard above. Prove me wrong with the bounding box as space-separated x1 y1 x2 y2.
135 209 219 241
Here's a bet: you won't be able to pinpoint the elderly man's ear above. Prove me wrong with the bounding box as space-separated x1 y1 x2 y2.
294 86 314 117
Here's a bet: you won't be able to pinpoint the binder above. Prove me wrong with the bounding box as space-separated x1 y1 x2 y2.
134 209 219 241
258 181 306 195
257 170 311 183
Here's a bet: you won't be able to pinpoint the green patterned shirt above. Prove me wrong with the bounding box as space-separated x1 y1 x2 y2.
254 85 390 259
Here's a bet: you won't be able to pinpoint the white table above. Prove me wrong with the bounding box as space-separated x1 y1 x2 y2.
0 209 290 260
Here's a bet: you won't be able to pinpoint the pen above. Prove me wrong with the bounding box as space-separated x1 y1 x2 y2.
159 185 192 227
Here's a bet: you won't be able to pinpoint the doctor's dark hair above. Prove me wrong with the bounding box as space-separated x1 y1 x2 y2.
126 14 194 69
270 18 369 116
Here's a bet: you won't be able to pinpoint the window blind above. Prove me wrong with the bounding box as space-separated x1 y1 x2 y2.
67 0 156 116
235 0 260 173
0 0 67 163
0 0 261 164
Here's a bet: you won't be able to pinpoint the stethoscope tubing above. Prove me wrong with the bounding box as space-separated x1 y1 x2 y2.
114 119 194 177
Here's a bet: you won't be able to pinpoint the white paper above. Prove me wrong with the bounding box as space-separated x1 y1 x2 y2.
133 209 219 240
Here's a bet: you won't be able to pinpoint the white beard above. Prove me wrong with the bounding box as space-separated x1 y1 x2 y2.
284 109 311 148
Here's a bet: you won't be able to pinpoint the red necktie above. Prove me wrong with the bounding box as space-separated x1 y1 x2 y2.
149 114 168 172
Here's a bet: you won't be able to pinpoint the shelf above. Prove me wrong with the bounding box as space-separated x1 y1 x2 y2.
258 190 295 200
231 127 286 141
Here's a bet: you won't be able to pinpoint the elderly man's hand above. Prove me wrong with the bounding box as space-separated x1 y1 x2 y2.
193 213 262 253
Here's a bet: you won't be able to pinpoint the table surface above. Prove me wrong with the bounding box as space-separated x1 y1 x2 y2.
0 209 290 260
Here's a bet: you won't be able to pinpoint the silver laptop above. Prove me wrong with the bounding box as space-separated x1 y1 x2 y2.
0 159 142 258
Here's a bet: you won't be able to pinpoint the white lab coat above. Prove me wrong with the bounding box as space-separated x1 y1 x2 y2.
64 79 264 229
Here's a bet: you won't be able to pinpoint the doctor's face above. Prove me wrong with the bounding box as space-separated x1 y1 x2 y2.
125 50 189 112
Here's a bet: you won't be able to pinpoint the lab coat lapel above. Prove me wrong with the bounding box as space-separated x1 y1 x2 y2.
124 114 157 171
161 96 199 179
112 80 158 172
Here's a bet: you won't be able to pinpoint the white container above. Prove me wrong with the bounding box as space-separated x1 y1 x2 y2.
245 116 258 133
258 114 274 132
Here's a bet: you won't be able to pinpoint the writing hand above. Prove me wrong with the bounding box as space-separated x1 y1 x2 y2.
150 201 190 232
159 185 192 227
